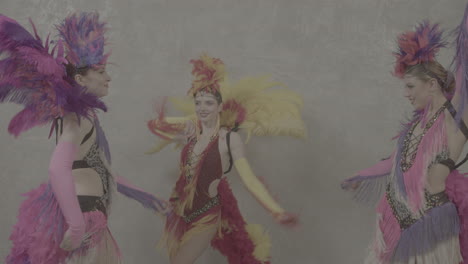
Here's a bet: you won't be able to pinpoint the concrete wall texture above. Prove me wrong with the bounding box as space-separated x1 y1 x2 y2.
0 0 466 263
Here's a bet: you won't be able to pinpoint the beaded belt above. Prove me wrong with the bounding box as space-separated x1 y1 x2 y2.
386 184 449 230
183 195 220 223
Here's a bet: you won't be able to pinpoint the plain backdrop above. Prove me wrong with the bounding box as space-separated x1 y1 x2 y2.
0 0 466 263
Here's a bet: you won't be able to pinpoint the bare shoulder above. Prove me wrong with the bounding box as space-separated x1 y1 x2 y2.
59 114 92 143
62 113 80 128
228 130 242 144
226 130 245 160
219 128 242 142
445 109 467 140
219 127 228 139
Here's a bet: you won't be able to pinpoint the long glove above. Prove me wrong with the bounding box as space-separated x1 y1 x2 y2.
341 155 394 190
48 141 85 250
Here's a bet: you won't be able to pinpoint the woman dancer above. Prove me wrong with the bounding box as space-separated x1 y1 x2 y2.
342 8 468 264
2 12 167 263
147 54 306 264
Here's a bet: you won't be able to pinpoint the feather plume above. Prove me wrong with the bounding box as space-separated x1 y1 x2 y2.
451 3 468 123
56 12 109 68
188 54 225 96
0 14 106 137
393 21 447 78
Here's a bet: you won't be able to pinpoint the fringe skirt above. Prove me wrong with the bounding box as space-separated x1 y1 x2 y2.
161 178 272 264
6 183 121 264
366 170 468 264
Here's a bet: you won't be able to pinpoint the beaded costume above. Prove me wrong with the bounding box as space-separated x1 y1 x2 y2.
2 12 165 264
148 54 306 263
342 13 468 264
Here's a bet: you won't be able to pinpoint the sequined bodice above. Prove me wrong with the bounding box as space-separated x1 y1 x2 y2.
81 142 113 205
386 183 449 229
174 135 223 222
388 103 452 229
182 135 223 185
400 104 447 172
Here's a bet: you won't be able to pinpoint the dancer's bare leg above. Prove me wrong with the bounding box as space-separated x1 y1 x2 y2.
170 225 218 264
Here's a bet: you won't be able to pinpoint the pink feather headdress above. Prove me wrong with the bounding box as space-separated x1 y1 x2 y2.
393 21 447 78
0 13 107 137
56 12 110 68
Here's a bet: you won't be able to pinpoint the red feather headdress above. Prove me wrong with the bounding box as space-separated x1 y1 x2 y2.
393 21 447 78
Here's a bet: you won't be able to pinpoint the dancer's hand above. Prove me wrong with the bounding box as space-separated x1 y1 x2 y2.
340 176 361 190
60 229 83 251
274 212 299 228
155 199 172 216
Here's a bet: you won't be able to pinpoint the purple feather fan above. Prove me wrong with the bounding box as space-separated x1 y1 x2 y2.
56 12 110 68
0 14 107 137
452 3 468 124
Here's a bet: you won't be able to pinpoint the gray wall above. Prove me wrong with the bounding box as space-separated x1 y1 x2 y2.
0 0 466 263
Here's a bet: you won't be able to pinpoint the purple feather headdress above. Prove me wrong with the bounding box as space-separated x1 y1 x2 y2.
0 14 107 137
452 3 468 123
56 12 109 68
393 21 447 78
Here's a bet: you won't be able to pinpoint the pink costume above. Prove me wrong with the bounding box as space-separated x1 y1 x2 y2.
1 12 166 263
343 15 468 264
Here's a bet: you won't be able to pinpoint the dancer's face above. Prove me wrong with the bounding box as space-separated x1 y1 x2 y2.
403 75 432 110
75 65 111 97
194 92 222 123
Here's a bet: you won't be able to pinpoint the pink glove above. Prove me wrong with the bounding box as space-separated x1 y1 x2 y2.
48 141 85 250
357 155 394 177
341 154 394 190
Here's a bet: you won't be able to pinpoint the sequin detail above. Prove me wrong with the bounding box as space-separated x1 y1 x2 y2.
184 134 218 182
184 140 201 182
183 195 220 223
400 104 447 172
82 142 113 206
386 184 449 229
434 150 450 164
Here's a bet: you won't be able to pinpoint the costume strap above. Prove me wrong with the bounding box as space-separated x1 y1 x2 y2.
80 126 95 145
54 117 64 144
54 118 95 146
445 100 468 169
224 131 233 174
445 100 468 139
224 124 240 174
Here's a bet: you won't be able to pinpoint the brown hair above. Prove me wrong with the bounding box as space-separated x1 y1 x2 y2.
405 61 455 94
65 63 90 78
194 88 223 104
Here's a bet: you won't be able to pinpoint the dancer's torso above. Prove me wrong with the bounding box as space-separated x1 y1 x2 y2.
176 129 232 221
408 108 467 194
63 118 112 203
386 104 468 227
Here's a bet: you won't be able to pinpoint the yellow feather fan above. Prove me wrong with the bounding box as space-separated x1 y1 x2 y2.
147 54 306 154
166 75 306 143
